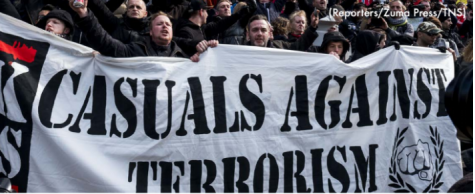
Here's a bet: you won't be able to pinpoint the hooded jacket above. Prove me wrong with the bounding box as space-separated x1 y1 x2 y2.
318 31 350 61
76 11 187 58
36 9 75 40
350 30 381 62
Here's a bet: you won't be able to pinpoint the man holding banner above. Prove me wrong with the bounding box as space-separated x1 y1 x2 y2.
68 0 217 61
0 2 467 193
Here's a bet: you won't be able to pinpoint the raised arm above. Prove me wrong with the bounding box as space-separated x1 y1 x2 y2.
71 0 134 57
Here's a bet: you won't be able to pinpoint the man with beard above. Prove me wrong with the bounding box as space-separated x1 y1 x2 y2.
69 0 216 61
245 13 319 51
438 13 464 51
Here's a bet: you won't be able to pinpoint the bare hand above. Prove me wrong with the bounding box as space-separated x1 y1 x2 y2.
196 40 208 53
381 18 389 30
196 40 219 53
207 40 219 48
311 10 320 28
329 51 340 59
69 0 88 18
447 48 456 61
190 52 200 62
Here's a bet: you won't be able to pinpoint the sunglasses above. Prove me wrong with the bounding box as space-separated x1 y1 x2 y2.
425 32 439 36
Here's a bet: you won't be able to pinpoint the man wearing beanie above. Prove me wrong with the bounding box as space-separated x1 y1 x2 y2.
438 11 464 51
36 9 75 40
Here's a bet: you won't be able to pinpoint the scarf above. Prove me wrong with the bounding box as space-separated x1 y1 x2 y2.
386 16 408 27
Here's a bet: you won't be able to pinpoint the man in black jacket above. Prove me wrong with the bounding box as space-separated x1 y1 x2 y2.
69 0 216 60
245 14 319 51
86 0 150 44
174 0 256 45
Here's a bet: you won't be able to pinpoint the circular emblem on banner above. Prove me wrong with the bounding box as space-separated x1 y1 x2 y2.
388 127 445 192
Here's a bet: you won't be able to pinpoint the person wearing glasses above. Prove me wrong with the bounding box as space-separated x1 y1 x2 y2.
414 22 456 61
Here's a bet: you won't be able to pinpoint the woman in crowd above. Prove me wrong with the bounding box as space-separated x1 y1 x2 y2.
287 10 307 42
271 16 290 41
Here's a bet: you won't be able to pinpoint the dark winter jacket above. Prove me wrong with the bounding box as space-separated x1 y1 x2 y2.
245 25 318 51
0 0 21 20
286 33 302 43
76 12 187 58
297 0 328 23
88 0 149 44
149 0 189 20
339 17 361 51
349 30 381 62
443 29 464 51
458 19 473 42
174 10 247 43
254 0 286 22
318 31 350 61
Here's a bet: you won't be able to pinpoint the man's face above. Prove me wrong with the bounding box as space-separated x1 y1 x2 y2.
37 10 50 24
421 2 431 11
442 19 452 30
468 0 473 6
390 1 404 18
291 16 306 34
127 0 147 19
201 9 208 24
150 15 173 45
45 18 69 35
313 0 328 11
248 20 271 47
327 41 343 56
418 31 438 46
217 1 231 17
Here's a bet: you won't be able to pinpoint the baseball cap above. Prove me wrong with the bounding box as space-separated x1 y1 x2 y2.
417 22 443 35
187 0 208 13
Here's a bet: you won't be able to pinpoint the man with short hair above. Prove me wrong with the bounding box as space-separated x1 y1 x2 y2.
386 0 414 36
211 0 255 45
245 14 319 51
70 0 215 61
420 1 431 13
216 0 232 17
414 22 456 61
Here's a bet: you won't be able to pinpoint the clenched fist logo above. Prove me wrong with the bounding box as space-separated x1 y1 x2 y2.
397 140 433 181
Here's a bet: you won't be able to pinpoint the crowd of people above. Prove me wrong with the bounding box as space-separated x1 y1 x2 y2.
0 0 473 192
0 0 472 67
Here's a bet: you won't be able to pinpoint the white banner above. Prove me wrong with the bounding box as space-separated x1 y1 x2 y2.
0 13 463 192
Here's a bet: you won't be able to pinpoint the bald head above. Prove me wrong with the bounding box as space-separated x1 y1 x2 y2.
127 0 148 19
